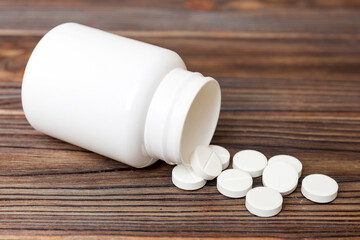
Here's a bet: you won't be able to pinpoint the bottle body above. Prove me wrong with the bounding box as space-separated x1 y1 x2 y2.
22 23 221 168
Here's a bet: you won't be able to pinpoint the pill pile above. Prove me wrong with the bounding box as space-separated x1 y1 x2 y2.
171 145 339 217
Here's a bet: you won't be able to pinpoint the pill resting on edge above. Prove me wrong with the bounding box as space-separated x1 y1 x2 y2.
209 145 230 170
190 145 222 180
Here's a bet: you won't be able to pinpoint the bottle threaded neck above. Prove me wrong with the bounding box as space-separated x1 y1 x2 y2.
144 68 221 165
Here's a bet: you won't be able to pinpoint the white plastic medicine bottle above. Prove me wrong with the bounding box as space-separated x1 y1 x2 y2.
22 23 221 168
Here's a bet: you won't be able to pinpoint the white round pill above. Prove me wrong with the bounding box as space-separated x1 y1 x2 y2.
245 187 283 217
301 174 338 203
190 145 222 180
233 150 267 177
268 155 302 178
209 145 230 170
217 169 253 198
172 164 206 190
262 161 298 195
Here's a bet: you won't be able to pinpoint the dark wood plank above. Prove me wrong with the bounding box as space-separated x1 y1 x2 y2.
0 0 359 238
0 0 360 35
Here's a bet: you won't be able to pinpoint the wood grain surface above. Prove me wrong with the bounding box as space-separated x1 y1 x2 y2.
0 0 359 239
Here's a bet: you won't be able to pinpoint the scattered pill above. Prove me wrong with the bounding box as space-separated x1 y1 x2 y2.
217 169 253 198
262 161 298 195
209 145 230 170
246 187 283 217
233 150 267 177
171 145 338 217
190 145 222 180
301 174 338 203
268 155 302 178
172 164 206 190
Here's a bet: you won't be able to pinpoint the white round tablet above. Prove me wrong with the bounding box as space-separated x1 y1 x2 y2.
190 145 222 180
233 150 267 177
301 174 338 203
172 164 206 190
262 161 298 195
217 169 253 198
245 187 283 217
268 155 302 178
209 145 230 170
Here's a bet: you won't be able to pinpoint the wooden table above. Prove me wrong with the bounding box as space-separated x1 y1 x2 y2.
0 0 359 238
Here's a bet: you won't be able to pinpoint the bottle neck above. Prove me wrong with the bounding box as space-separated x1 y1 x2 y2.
144 68 221 165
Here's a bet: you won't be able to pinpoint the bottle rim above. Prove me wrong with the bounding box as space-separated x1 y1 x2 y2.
144 68 221 165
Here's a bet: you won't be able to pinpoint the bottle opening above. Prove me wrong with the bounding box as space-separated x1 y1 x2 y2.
144 68 221 165
180 80 221 164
